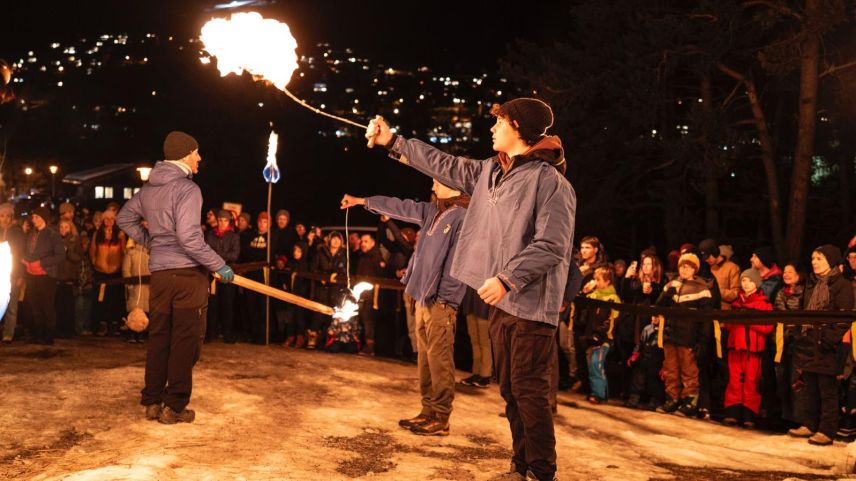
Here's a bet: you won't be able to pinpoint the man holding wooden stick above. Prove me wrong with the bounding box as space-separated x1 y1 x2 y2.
118 131 235 424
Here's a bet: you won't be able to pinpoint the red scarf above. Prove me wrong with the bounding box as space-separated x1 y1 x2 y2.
213 225 233 238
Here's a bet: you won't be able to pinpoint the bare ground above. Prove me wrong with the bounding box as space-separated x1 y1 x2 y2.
1 338 855 481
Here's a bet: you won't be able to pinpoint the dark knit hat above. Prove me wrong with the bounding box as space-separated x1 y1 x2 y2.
239 212 251 223
328 230 344 241
814 244 843 267
699 239 720 261
753 246 776 268
491 98 554 143
216 209 232 220
163 131 199 160
678 252 700 272
257 211 269 223
740 269 762 290
275 209 290 220
31 207 51 223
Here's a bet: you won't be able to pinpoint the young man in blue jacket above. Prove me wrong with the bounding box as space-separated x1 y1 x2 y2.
341 179 468 436
365 98 575 481
117 131 234 424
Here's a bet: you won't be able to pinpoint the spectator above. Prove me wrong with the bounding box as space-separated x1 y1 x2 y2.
325 308 361 354
122 238 150 343
204 208 218 232
572 236 608 394
282 242 311 348
774 263 807 428
89 209 126 336
205 209 240 343
308 231 346 349
22 207 65 345
460 287 492 388
271 209 298 260
348 232 361 275
56 219 83 339
356 233 386 356
0 203 25 343
76 231 95 335
788 245 854 446
58 202 80 237
579 266 621 404
722 269 773 428
751 247 784 301
701 239 740 310
626 315 665 410
655 252 715 417
243 211 270 344
295 223 307 242
91 211 103 232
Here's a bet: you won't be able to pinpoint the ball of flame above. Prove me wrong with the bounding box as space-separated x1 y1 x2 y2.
200 12 299 91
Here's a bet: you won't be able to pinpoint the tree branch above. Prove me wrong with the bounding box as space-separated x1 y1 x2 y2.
717 62 746 82
820 59 856 79
741 0 804 22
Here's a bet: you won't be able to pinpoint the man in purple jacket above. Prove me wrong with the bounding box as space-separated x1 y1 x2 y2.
366 98 575 481
117 131 234 425
341 179 468 436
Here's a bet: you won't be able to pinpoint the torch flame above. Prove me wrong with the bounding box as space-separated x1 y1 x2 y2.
200 12 299 91
0 242 12 320
332 282 374 322
263 130 280 183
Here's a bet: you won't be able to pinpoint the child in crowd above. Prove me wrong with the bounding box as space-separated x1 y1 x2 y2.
723 269 773 428
625 316 665 410
580 266 621 403
656 252 716 417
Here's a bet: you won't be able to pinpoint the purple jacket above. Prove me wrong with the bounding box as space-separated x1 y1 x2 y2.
386 136 576 325
364 196 466 310
117 161 225 273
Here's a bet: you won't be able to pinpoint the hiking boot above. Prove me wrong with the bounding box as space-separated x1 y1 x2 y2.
808 432 833 446
656 398 680 414
487 470 526 481
460 374 480 386
698 407 711 420
723 417 738 426
742 421 756 429
788 426 814 438
410 414 449 436
837 413 856 438
158 406 196 424
624 394 640 409
305 330 317 349
294 335 305 349
144 403 162 421
526 470 558 481
472 376 490 388
398 413 432 430
281 336 295 348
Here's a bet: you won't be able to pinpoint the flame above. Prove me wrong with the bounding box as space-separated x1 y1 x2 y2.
263 130 280 183
0 242 11 320
332 282 375 321
199 12 298 91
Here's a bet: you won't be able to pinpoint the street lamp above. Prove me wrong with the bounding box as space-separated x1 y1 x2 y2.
136 167 152 182
24 167 32 176
49 165 58 197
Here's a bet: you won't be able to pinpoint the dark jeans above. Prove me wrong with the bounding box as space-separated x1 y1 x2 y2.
207 283 236 341
141 267 208 413
91 270 123 334
55 282 76 339
801 371 839 438
629 348 665 405
489 307 557 481
26 274 57 343
284 305 309 337
359 298 376 342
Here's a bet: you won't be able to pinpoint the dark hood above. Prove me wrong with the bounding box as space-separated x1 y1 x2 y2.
498 135 566 175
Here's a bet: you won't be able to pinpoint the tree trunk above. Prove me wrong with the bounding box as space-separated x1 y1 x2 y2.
785 0 821 260
718 63 785 257
700 73 720 238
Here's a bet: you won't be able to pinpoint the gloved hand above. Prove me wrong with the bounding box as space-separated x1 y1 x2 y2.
627 351 640 367
215 265 234 283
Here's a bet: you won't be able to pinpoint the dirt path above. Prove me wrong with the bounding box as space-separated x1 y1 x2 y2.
1 338 854 481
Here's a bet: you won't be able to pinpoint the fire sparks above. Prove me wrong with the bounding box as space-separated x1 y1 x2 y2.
0 242 12 320
333 282 374 321
263 130 280 183
200 12 299 91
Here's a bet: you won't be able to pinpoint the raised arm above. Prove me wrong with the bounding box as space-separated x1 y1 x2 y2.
117 194 151 248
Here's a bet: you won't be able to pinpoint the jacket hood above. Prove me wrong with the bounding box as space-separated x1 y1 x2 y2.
498 135 566 175
148 161 191 187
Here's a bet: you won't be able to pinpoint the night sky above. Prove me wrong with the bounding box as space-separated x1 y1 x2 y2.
4 0 568 72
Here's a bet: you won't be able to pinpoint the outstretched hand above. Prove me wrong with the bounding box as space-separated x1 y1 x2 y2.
340 194 365 210
366 115 393 148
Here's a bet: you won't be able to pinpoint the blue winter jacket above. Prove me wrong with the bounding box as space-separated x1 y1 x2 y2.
117 161 225 273
364 196 466 310
386 136 576 325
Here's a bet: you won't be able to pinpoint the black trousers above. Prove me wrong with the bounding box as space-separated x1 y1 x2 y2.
55 282 76 338
489 307 557 481
141 267 208 413
27 274 57 343
207 283 236 341
801 371 839 438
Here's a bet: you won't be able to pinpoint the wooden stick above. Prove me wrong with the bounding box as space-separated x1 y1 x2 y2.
231 274 334 316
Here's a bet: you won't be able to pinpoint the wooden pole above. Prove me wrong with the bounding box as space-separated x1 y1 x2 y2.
231 274 334 316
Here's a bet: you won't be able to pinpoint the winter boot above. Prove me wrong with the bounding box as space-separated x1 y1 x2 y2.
837 410 856 439
294 334 306 349
676 396 698 418
398 412 432 430
158 406 195 424
144 403 162 421
486 462 527 481
411 413 450 436
306 330 317 349
360 339 376 356
624 394 641 409
656 397 680 414
282 336 295 348
808 432 833 446
788 426 814 437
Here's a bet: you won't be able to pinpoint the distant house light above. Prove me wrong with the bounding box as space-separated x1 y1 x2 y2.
104 186 114 198
94 186 104 199
123 188 133 200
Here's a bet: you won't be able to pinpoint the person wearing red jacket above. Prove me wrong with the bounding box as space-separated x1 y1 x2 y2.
723 269 773 428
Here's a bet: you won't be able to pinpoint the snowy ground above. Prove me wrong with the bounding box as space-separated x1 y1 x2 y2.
2 338 856 481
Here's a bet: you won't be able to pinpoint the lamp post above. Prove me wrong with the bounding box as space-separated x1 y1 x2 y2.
136 166 152 182
49 165 58 197
24 167 32 194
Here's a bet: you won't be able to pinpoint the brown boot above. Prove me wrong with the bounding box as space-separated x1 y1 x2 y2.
410 413 450 436
281 336 295 348
360 339 376 356
306 330 317 349
294 335 306 349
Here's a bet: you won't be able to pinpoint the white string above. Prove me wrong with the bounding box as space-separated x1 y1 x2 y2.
135 245 142 307
345 207 351 290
